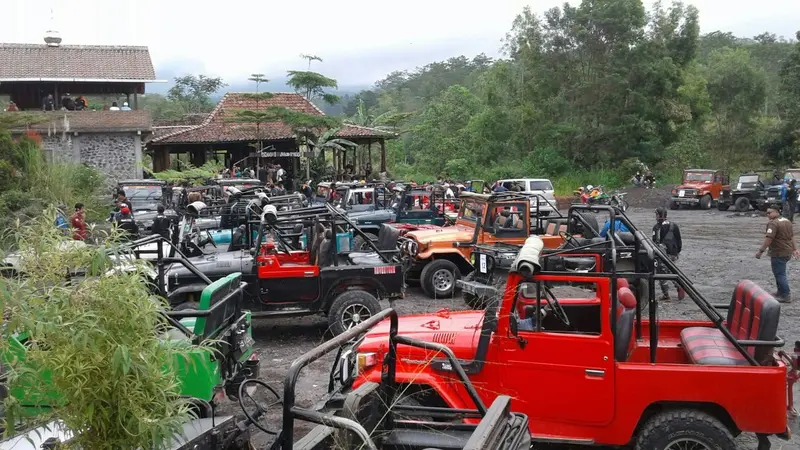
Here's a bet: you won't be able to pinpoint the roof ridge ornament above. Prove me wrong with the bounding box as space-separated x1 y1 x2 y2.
44 7 61 47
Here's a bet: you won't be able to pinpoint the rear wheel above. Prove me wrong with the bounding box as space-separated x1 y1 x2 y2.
717 202 729 212
734 196 750 212
420 259 462 298
635 409 735 450
328 290 381 336
700 195 712 210
669 200 679 210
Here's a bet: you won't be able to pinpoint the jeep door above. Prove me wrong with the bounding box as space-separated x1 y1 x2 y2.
497 276 615 427
256 256 321 305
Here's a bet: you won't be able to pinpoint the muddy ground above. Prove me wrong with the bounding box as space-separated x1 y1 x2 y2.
225 199 800 449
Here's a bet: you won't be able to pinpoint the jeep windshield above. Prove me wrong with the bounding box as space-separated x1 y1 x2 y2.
738 175 759 184
784 171 800 181
459 200 485 222
123 186 162 201
683 172 714 182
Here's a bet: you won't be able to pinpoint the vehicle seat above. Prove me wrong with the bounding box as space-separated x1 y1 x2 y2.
615 287 637 362
309 223 325 265
227 225 246 252
290 223 303 248
615 232 635 246
680 280 780 365
318 229 335 267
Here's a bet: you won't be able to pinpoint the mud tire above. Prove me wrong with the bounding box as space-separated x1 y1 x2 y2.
173 301 199 311
734 196 750 212
328 290 381 336
717 202 729 212
635 409 735 450
421 259 461 298
700 194 712 210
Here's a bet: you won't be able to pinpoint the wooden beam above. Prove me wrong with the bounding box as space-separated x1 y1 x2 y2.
380 139 386 173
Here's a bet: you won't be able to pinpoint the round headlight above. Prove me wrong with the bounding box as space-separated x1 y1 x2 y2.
470 253 477 265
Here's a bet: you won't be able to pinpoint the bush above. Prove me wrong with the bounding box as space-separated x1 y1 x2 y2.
0 210 195 448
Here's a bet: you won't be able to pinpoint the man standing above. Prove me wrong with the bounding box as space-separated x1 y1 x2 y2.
151 205 171 241
114 206 139 241
755 206 800 302
652 207 685 301
71 203 87 241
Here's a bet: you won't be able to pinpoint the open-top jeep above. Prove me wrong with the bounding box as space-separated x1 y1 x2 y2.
669 169 728 210
351 207 795 449
718 171 771 212
399 192 567 299
761 168 800 212
159 204 404 335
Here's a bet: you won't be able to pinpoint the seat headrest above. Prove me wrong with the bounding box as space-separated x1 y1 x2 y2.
324 229 334 240
617 278 629 290
618 287 637 309
500 210 511 217
314 222 326 234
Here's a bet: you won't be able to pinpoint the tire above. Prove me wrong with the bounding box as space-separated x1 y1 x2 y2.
573 211 600 238
734 196 750 212
669 200 679 210
420 259 462 298
700 195 712 210
328 290 381 336
173 301 199 311
353 233 377 251
635 409 735 450
717 202 729 212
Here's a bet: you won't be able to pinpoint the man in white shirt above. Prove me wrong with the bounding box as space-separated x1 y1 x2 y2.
120 102 132 111
109 102 120 111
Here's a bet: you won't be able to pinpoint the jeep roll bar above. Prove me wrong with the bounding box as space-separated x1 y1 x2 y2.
537 205 773 366
276 308 490 449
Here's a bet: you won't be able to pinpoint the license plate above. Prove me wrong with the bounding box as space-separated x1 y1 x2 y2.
769 197 777 201
479 254 487 273
678 190 685 197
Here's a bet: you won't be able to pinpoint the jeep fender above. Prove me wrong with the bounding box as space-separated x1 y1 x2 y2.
359 369 474 412
417 247 468 262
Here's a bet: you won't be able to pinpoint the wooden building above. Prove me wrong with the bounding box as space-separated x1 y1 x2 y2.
147 92 396 181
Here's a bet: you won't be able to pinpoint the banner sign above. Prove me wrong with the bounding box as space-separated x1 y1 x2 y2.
251 151 301 158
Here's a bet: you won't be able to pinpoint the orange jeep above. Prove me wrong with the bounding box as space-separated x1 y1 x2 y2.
669 169 728 210
398 192 566 298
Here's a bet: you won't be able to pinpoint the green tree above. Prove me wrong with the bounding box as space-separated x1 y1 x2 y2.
166 74 227 115
286 54 339 105
704 47 768 167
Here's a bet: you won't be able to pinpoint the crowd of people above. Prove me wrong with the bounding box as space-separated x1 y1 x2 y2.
2 94 135 112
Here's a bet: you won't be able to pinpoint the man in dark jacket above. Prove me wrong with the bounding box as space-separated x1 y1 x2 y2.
151 205 171 241
652 207 685 301
114 206 139 240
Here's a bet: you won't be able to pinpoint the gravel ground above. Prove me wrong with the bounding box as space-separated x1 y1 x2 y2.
224 206 800 449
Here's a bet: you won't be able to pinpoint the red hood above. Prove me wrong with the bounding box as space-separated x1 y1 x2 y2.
677 181 712 190
358 310 485 361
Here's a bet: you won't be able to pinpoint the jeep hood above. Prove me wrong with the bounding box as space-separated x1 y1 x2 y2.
165 251 248 278
358 310 485 361
676 181 711 190
406 224 474 244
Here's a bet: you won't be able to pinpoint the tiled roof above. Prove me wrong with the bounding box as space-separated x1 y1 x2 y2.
0 43 157 81
150 92 397 144
4 110 152 133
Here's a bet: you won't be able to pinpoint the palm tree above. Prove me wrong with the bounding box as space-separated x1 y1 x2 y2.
307 128 357 180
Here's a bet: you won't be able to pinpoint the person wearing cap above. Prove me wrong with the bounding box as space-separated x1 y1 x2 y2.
653 207 685 301
755 206 800 302
114 205 139 240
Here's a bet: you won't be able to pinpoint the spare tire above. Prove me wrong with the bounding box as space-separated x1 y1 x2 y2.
572 212 600 238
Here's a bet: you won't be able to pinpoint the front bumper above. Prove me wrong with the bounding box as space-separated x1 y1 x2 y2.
457 279 497 297
671 196 700 205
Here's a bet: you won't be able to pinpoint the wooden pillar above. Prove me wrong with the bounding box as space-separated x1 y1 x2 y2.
368 141 372 165
380 139 387 173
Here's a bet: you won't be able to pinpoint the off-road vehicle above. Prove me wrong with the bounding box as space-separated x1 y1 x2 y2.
159 204 404 335
352 207 794 450
669 169 728 210
718 171 770 212
761 168 800 212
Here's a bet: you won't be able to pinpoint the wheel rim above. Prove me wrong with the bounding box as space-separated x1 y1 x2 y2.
432 268 454 293
665 437 711 450
341 303 372 329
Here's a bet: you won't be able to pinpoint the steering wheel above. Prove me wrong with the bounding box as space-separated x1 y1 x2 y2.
541 285 571 328
238 379 282 435
204 231 217 248
558 230 580 249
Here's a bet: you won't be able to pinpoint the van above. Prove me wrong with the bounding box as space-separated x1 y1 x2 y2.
496 178 557 216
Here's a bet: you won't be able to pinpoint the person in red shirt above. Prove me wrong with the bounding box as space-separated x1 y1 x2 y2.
71 203 87 241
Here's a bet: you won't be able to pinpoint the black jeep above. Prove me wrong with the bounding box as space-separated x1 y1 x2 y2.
718 172 769 212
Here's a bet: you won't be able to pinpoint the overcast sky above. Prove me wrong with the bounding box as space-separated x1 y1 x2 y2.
3 0 799 87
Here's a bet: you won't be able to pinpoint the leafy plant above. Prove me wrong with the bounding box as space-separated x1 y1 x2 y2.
147 160 223 186
0 210 194 449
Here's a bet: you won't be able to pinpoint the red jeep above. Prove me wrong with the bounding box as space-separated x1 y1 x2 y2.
670 169 728 210
349 206 795 449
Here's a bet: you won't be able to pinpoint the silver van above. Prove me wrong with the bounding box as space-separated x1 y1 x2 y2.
496 178 557 216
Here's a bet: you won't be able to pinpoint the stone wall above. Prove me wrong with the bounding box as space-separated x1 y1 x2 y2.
34 132 143 183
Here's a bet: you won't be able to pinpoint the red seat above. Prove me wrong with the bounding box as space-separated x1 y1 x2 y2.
680 280 781 366
614 287 637 362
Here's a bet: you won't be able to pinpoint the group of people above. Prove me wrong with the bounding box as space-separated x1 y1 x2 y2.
35 93 132 112
56 203 87 241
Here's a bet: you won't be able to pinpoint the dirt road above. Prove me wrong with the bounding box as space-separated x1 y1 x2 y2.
230 206 800 449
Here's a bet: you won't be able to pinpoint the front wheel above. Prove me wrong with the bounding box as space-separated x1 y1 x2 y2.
700 195 712 210
717 201 729 212
734 196 750 212
328 290 381 336
420 259 462 299
669 200 679 210
635 409 736 450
